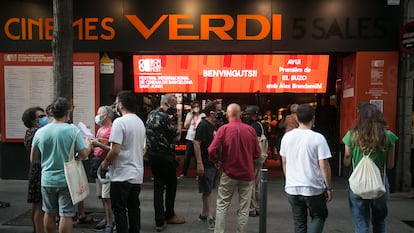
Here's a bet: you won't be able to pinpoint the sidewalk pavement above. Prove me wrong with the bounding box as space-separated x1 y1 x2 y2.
1 176 414 233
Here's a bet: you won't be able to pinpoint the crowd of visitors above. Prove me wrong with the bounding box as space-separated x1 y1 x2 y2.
13 93 398 233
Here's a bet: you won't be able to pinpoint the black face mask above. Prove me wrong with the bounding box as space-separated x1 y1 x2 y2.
215 111 224 120
165 105 177 116
214 111 224 124
242 116 252 124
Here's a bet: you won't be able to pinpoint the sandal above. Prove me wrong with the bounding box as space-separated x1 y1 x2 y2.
0 201 10 208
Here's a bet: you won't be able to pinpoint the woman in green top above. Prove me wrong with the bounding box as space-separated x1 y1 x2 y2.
342 103 398 233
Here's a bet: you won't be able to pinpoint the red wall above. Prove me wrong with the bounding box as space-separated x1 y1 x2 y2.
340 52 399 139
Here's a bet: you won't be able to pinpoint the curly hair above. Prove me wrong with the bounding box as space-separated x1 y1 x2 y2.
350 103 388 153
22 106 44 128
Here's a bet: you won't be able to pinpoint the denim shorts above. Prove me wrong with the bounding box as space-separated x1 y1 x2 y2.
41 186 76 217
198 166 218 194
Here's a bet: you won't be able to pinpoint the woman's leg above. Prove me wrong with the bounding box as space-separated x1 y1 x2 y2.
33 202 44 233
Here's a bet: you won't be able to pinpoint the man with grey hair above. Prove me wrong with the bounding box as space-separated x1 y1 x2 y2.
91 105 114 232
146 94 185 232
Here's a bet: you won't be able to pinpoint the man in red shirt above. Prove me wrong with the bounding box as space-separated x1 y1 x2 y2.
208 103 261 233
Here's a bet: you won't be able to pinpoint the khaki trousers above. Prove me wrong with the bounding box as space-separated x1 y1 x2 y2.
214 173 253 233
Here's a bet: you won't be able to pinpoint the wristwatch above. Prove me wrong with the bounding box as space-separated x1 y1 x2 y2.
326 187 333 192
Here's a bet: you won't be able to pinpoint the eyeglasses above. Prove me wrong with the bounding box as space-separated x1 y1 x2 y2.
37 114 46 118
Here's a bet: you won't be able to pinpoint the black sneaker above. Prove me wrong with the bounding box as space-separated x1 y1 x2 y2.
207 218 215 231
249 211 257 217
198 214 207 222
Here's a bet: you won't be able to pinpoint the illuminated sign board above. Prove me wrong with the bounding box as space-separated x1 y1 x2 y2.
0 0 400 52
133 54 329 93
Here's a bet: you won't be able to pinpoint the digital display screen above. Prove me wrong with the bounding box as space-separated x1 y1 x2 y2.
133 54 329 93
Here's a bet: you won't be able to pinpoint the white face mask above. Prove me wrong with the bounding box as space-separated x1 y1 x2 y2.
193 107 200 113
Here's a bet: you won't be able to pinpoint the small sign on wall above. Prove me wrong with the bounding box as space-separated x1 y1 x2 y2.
100 61 114 74
100 53 114 74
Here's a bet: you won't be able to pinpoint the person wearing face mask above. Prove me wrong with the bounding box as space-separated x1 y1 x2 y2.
193 101 221 230
100 91 146 233
31 97 92 233
90 106 114 232
243 105 268 218
179 100 205 179
146 93 185 232
22 106 48 233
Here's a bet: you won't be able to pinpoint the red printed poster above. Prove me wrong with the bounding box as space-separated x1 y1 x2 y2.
340 52 398 140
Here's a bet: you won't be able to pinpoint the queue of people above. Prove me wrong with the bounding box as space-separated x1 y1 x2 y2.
20 93 397 233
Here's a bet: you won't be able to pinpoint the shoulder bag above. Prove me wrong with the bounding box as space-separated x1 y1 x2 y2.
255 122 269 164
64 129 90 205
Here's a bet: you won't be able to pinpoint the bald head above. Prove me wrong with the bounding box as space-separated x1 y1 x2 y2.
226 103 241 120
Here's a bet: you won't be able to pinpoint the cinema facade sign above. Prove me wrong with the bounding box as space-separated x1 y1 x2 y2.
0 0 400 53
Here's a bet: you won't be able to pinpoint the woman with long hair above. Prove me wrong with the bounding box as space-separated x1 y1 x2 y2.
342 103 398 233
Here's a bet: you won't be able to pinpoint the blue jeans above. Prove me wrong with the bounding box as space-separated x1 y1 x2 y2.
348 177 389 233
182 140 195 176
287 193 328 233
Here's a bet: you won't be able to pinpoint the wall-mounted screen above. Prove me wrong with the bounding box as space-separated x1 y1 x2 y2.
133 54 329 93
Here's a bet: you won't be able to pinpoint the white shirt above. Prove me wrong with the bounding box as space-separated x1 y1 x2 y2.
185 112 205 141
280 128 332 196
109 113 146 184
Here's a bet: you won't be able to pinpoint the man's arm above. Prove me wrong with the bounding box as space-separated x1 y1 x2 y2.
174 113 183 142
281 156 286 176
101 142 120 169
208 129 222 164
193 140 204 176
30 147 40 164
174 122 182 142
77 147 91 160
319 159 332 202
91 139 111 151
77 137 92 160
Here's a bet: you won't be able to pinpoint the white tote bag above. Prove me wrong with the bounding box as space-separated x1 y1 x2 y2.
64 130 89 205
348 152 386 199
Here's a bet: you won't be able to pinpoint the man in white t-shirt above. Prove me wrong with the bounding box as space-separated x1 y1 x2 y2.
280 104 332 233
101 90 146 233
